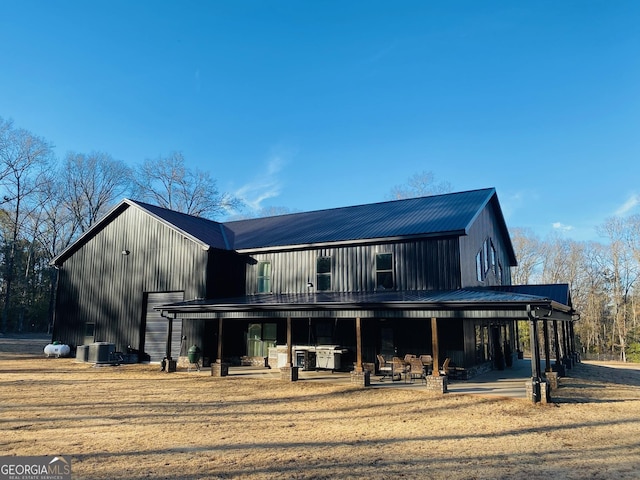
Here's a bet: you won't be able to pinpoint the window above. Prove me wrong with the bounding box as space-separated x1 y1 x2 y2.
483 239 490 273
498 262 503 285
316 256 332 291
247 322 277 357
257 261 272 293
490 241 497 274
476 251 483 282
376 253 394 290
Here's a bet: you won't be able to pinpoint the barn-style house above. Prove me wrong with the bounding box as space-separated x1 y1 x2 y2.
51 188 577 401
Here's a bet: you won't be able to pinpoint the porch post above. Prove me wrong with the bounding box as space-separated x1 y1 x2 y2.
355 316 363 372
569 321 578 363
426 317 447 393
286 316 292 367
164 317 176 372
552 320 564 376
431 317 440 377
350 316 370 387
217 318 224 362
211 318 228 377
543 320 551 372
281 316 298 381
562 321 572 369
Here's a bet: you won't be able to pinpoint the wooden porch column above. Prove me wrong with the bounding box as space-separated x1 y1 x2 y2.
350 317 370 387
217 318 224 363
355 316 363 373
431 317 440 377
280 316 298 381
211 318 228 377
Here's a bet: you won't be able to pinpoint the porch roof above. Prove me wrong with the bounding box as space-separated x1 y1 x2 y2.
158 287 576 322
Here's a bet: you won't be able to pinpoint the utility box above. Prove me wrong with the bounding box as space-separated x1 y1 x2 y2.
88 342 115 364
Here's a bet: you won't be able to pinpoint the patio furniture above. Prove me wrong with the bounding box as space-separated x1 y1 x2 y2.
407 357 426 384
377 354 393 381
439 357 451 376
392 356 408 382
419 354 433 374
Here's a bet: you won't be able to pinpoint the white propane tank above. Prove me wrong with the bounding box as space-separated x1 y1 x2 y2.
44 343 71 358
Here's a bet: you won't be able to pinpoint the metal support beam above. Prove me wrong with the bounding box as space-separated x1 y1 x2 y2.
286 316 292 367
543 320 551 372
165 317 173 360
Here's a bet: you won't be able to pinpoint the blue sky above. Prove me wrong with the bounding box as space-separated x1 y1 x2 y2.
1 1 638 242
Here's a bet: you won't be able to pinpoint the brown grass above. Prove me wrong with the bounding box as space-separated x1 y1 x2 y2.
1 336 640 479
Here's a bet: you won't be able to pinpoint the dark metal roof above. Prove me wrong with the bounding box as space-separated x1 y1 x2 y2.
130 200 231 250
489 284 572 308
223 187 501 250
159 287 572 314
51 188 517 266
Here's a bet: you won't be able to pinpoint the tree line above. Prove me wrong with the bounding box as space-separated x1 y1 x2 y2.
1 118 639 363
0 117 241 334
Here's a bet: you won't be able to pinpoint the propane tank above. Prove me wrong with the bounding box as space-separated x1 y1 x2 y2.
44 343 71 358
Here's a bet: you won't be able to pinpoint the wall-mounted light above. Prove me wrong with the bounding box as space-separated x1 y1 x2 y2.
307 281 314 289
121 250 130 256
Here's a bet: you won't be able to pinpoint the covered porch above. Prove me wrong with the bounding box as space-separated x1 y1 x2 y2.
158 288 578 403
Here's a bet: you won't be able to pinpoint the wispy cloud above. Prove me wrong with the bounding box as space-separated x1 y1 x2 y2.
614 193 639 216
234 150 292 212
552 222 574 231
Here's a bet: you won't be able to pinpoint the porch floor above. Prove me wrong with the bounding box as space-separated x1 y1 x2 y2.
187 358 535 399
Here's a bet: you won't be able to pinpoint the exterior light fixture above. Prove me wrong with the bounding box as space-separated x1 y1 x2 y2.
121 250 130 256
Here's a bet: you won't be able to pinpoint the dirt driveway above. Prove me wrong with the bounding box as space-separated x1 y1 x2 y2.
1 335 640 479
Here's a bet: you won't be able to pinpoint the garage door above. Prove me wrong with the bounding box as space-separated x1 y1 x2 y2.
143 291 184 362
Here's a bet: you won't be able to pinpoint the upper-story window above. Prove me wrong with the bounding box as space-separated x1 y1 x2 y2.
316 256 332 291
483 239 490 274
376 253 394 290
257 261 272 293
490 241 497 274
476 251 483 282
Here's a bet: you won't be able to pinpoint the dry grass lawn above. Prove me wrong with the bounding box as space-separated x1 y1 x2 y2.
2 336 640 479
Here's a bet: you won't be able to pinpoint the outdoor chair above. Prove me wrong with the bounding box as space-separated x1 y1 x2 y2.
419 354 433 374
377 354 393 381
407 358 426 384
403 354 416 364
439 357 451 376
391 356 408 382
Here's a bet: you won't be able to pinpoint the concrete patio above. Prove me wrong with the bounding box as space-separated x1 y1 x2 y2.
188 358 536 400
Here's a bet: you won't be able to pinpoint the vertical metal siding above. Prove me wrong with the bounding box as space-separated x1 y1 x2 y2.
53 206 208 351
243 237 462 295
459 203 514 288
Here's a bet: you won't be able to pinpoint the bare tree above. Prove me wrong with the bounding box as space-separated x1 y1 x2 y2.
510 227 543 284
0 120 54 332
62 151 132 233
131 152 242 218
597 217 639 361
388 171 452 200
